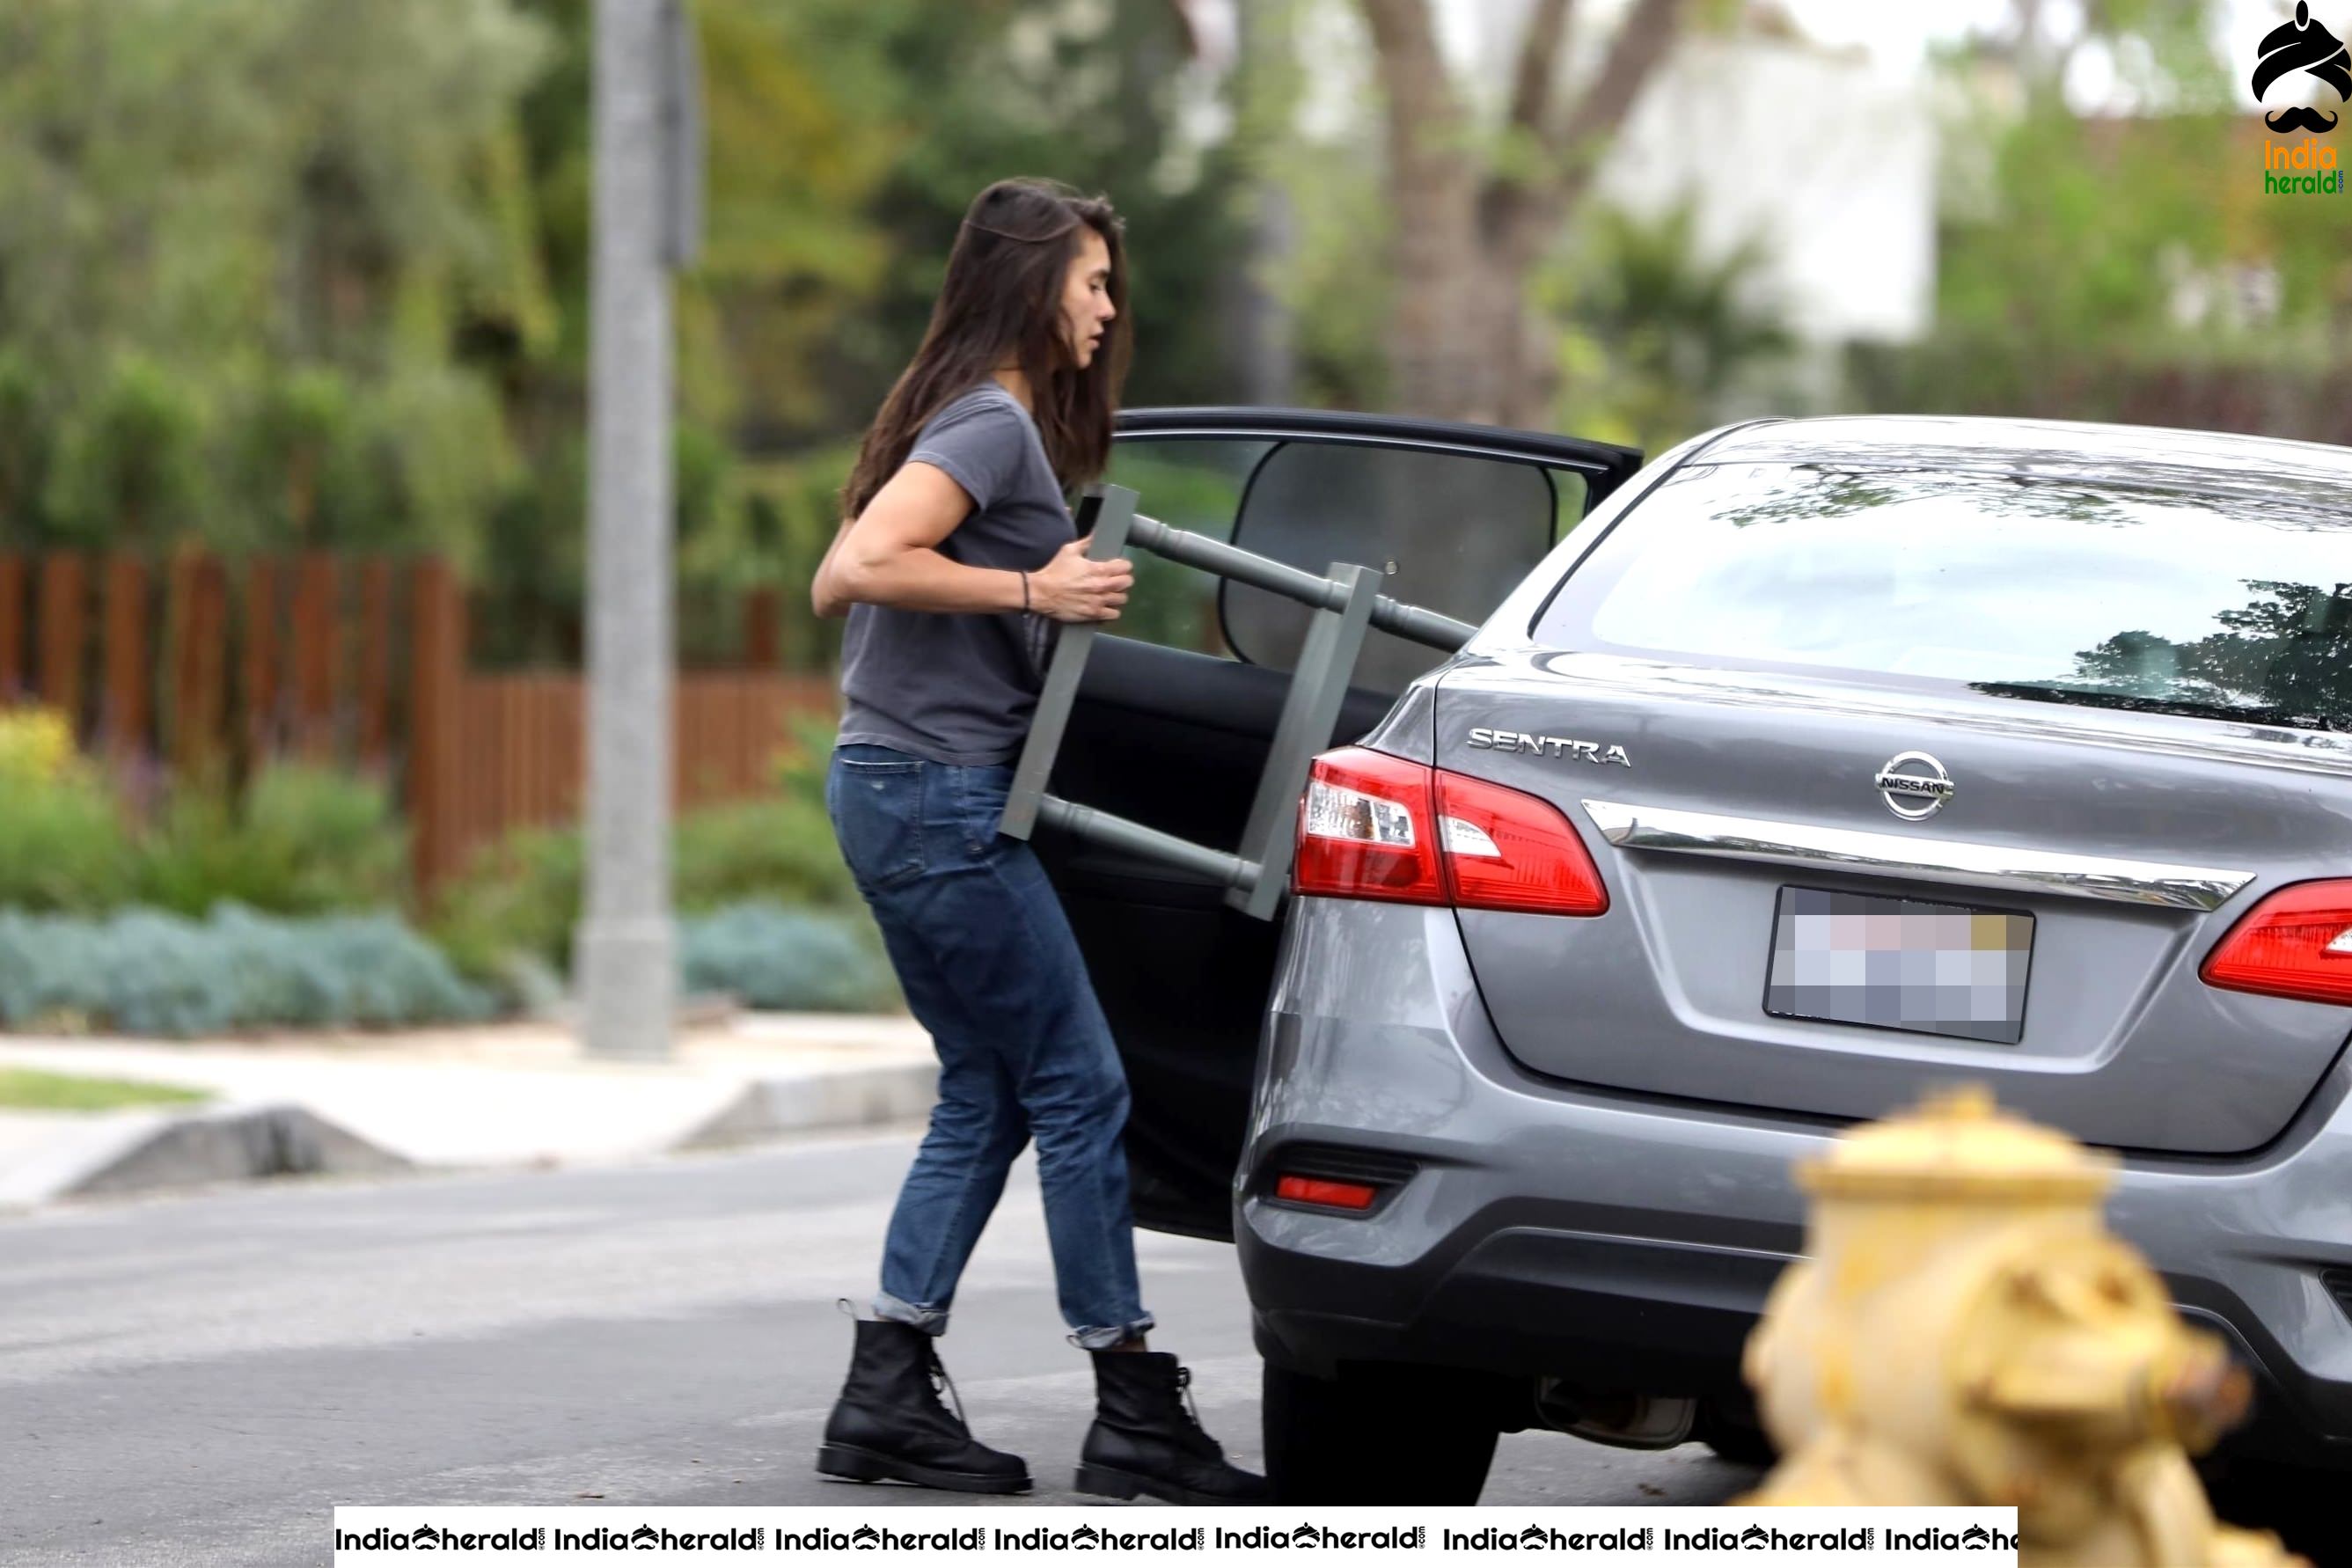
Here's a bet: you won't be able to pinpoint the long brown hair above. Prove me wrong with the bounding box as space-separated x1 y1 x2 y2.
842 179 1130 518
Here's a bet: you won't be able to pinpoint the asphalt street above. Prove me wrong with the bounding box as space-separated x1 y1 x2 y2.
1 1127 1758 1565
0 1129 2335 1566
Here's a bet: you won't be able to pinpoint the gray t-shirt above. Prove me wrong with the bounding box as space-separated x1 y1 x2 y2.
837 383 1074 766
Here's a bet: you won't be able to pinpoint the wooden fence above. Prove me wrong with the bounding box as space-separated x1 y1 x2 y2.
0 551 836 890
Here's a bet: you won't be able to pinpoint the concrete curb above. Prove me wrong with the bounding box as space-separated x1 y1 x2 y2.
673 1061 938 1152
0 1015 948 1208
0 1102 412 1209
0 1054 939 1209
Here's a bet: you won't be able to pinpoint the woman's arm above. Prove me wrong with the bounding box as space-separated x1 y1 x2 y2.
812 460 1132 622
811 462 1016 619
808 517 861 620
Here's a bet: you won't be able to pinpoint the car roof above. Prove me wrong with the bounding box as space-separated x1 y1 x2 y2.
1690 414 2352 495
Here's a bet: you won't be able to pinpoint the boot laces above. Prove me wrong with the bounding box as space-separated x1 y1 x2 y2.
1174 1366 1205 1433
925 1344 970 1428
843 1299 970 1430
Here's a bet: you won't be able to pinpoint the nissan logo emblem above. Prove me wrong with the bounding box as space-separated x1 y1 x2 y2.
1874 751 1954 820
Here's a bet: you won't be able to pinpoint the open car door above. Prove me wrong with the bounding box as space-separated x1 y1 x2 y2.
1032 408 1641 1239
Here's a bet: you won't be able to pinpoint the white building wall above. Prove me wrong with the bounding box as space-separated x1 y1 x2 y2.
1592 36 1937 345
1410 1 1937 347
1251 0 1939 348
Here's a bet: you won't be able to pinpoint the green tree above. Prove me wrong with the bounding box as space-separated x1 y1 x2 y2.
0 0 551 552
1352 0 1693 426
46 355 209 546
810 0 1242 426
0 0 1252 672
473 0 1245 665
1859 0 2352 434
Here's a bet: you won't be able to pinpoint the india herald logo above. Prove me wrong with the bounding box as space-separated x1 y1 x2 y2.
2254 3 2351 134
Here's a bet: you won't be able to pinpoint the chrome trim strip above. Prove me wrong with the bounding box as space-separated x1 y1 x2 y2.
1579 799 2255 912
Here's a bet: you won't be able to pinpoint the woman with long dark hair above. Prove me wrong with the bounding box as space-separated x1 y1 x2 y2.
808 178 1263 1506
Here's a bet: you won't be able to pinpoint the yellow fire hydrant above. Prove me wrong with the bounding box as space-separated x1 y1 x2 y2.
1741 1087 2303 1567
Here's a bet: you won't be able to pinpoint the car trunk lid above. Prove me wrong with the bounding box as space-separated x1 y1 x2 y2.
1437 649 2352 1154
1430 438 2352 1155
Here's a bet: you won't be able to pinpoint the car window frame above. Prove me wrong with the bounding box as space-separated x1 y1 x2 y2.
1110 408 1641 676
1219 438 1564 684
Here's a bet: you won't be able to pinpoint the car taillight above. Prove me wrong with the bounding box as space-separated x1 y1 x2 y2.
2202 879 2352 1006
1434 768 1610 915
1293 747 1608 916
1294 747 1445 905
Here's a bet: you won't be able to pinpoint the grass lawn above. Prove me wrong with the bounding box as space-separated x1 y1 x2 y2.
0 1066 214 1112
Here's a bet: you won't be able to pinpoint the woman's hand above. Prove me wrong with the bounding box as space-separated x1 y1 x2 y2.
1028 536 1133 623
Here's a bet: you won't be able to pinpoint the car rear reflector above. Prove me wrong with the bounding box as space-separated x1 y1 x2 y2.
1293 747 1608 916
2201 879 2352 1006
1273 1174 1380 1211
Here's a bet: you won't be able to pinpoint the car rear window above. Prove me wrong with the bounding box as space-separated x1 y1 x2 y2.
1532 460 2352 732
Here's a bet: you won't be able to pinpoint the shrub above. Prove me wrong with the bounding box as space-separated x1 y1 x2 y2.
773 711 837 808
672 795 856 913
0 778 136 913
0 707 76 785
0 728 407 922
678 902 898 1014
428 788 863 989
424 820 582 984
135 764 409 918
0 709 134 913
0 905 490 1037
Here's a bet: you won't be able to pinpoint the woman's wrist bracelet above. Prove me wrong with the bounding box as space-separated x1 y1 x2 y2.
1018 570 1030 613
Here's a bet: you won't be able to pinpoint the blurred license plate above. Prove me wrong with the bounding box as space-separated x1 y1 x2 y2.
1764 886 2033 1046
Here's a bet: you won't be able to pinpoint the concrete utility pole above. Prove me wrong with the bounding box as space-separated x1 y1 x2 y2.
577 0 700 1061
1232 0 1297 405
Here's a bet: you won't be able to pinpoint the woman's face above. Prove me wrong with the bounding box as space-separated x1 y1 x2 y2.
1057 228 1117 370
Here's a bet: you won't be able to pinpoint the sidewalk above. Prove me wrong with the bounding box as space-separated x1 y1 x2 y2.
0 1013 938 1210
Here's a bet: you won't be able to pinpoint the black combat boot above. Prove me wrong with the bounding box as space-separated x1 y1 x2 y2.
815 1318 1030 1494
1074 1350 1269 1505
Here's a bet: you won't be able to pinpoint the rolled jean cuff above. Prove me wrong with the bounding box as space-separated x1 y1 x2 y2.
1068 1313 1156 1352
873 1291 949 1337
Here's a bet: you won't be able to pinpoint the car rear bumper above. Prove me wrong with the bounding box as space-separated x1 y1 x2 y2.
1238 898 2352 1467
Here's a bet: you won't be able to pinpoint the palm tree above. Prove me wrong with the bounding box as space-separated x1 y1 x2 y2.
1557 199 1795 452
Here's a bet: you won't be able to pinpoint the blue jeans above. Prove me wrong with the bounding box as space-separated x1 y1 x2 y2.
825 743 1153 1351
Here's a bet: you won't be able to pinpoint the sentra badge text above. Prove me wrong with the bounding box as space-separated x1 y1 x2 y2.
1466 729 1632 766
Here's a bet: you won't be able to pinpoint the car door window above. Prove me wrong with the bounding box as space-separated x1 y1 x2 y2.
1225 441 1566 693
1100 437 1273 656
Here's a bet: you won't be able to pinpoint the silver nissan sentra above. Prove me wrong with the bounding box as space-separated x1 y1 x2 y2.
1230 415 2352 1498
